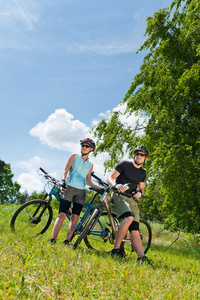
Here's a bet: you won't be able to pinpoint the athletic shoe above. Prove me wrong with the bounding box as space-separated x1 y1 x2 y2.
63 239 72 246
48 238 57 244
111 248 126 258
137 255 154 267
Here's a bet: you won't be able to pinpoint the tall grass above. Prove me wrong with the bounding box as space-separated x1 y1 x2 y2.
0 204 199 299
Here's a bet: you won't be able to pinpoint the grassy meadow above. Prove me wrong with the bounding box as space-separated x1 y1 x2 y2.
0 204 199 299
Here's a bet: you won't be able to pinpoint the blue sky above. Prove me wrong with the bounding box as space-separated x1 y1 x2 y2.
0 0 172 193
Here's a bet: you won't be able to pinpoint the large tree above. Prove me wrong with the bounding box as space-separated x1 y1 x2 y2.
0 160 21 204
92 0 200 233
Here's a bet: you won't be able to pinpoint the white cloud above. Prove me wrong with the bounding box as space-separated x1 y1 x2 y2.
92 102 147 131
29 109 91 153
0 0 39 30
16 156 46 193
17 172 44 193
29 106 145 157
16 155 43 172
66 39 142 56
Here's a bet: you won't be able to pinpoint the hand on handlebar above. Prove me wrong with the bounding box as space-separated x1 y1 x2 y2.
132 189 143 200
61 179 67 189
113 183 130 194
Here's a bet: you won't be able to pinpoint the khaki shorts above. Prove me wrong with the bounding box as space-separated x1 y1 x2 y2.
112 193 140 223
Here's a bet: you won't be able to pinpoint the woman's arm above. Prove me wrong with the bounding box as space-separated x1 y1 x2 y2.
61 154 76 181
85 165 102 190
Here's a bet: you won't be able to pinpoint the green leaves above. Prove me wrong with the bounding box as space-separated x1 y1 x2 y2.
92 0 200 233
0 159 21 204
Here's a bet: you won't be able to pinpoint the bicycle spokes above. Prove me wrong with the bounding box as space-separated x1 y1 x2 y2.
10 200 53 237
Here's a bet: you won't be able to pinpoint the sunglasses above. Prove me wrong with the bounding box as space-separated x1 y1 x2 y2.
81 144 90 148
135 152 146 157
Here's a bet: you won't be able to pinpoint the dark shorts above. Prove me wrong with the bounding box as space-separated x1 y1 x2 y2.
59 185 85 216
119 212 140 232
60 185 86 205
59 199 83 216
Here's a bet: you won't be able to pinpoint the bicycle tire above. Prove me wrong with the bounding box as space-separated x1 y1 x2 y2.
122 218 152 255
73 208 99 249
139 218 152 254
84 211 118 252
10 199 53 237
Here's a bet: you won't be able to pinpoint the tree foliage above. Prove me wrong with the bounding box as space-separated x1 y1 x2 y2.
92 0 200 233
0 160 21 204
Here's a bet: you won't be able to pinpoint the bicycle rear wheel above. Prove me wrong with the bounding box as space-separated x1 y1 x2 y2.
123 218 152 255
10 199 53 237
84 211 118 252
139 219 152 254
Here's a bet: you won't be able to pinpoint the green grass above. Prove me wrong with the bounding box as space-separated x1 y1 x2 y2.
1 204 199 299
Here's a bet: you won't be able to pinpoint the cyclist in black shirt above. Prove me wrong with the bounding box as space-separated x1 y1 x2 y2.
107 145 153 266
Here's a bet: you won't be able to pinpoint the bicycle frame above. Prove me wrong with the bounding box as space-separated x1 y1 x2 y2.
74 172 152 254
66 191 109 237
40 168 147 248
72 189 116 241
85 190 116 238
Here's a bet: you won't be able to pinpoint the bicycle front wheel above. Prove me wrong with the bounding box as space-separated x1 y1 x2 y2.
84 211 117 252
10 199 53 237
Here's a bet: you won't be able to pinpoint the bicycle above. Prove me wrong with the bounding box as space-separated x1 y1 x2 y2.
10 168 105 239
10 168 152 255
73 172 152 255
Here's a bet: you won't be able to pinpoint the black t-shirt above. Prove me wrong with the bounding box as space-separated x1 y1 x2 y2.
115 160 146 195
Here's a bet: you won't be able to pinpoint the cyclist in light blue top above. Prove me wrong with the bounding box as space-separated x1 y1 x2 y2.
66 154 92 190
50 138 102 245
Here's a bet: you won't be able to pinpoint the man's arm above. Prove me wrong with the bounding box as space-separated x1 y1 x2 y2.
106 169 127 193
106 169 120 186
138 182 145 195
133 182 145 200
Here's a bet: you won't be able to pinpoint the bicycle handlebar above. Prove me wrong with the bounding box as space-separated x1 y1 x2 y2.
39 167 58 184
40 167 48 175
90 171 133 197
90 171 109 187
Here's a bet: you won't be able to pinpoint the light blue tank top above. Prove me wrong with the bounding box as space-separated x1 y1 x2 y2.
66 154 92 190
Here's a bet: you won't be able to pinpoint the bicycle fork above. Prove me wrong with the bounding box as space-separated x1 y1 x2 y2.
31 194 51 225
102 192 116 240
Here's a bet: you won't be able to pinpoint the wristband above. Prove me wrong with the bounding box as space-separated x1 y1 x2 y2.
135 189 142 199
114 184 123 190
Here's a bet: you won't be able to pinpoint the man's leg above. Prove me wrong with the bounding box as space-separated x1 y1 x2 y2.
130 230 144 258
114 216 134 249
